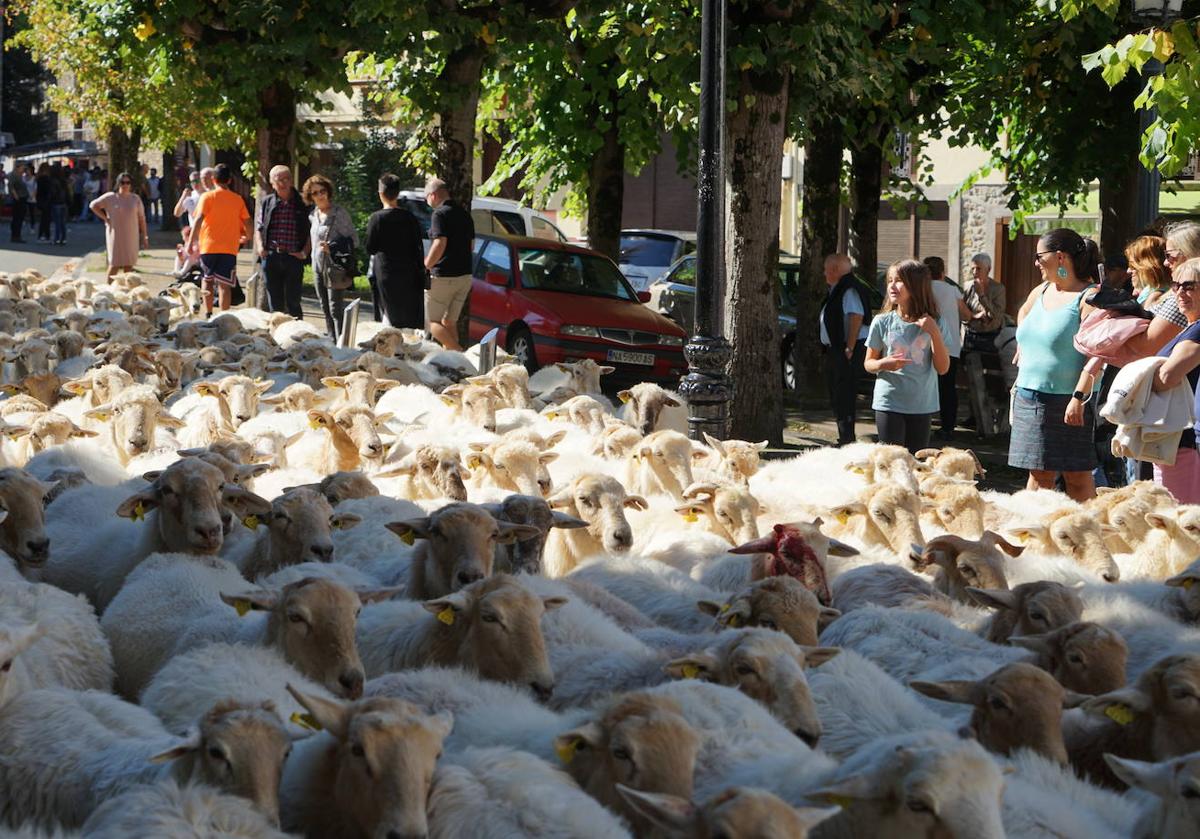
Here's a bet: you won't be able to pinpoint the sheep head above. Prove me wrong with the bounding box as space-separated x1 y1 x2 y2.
0 468 56 570
698 576 840 646
677 482 760 546
547 473 646 554
617 786 839 839
478 494 587 576
730 521 859 606
1009 621 1128 695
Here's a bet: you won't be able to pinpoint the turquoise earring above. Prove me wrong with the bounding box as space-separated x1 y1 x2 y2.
1057 263 1068 279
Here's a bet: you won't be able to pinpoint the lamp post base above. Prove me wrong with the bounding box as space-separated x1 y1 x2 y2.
679 334 733 441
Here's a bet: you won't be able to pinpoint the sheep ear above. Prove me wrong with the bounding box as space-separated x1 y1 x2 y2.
254 379 275 394
356 586 404 604
753 440 769 451
697 600 722 617
157 412 186 429
909 679 976 704
550 511 588 530
193 381 219 397
702 432 725 454
623 495 648 511
221 485 272 518
809 774 876 804
818 606 842 630
1062 690 1091 709
827 537 859 557
1103 754 1173 795
330 513 362 531
376 463 417 479
375 379 401 393
542 596 568 612
423 592 469 622
236 463 272 482
1146 512 1173 530
829 502 867 525
664 651 718 681
83 404 113 422
799 646 841 667
793 805 842 832
966 587 1018 612
286 684 350 740
1081 686 1152 719
982 530 1024 557
220 589 277 613
116 490 159 520
1009 633 1055 655
388 517 432 543
554 721 602 766
539 452 559 465
615 785 695 832
1 425 29 440
465 452 491 470
616 389 632 404
1165 570 1200 589
546 488 573 509
148 729 202 764
544 430 567 447
1007 525 1047 543
69 426 98 439
141 470 164 483
496 522 542 544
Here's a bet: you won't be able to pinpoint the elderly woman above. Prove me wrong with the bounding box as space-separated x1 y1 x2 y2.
89 171 148 282
1150 258 1200 503
1010 228 1101 502
303 174 358 340
962 254 1006 349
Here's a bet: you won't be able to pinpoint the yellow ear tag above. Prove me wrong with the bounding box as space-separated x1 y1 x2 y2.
397 529 415 546
1105 704 1135 726
618 393 631 403
555 737 581 764
440 396 455 406
290 712 322 731
436 607 455 626
719 603 731 614
726 614 741 628
1184 579 1196 590
242 514 260 530
826 794 853 809
836 511 849 526
683 512 699 523
681 664 701 679
233 598 252 617
132 501 147 522
467 456 481 469
308 418 322 430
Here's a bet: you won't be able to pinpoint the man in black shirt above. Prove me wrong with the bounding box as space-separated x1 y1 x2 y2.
423 177 475 351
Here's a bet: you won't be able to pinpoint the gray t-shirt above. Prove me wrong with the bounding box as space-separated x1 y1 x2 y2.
867 311 951 414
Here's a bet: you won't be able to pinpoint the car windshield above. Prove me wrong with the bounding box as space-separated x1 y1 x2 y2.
665 256 696 287
519 249 636 301
620 236 679 267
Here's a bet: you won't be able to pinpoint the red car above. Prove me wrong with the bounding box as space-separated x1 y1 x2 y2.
468 235 689 388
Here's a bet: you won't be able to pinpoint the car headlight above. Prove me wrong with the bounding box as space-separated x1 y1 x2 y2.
561 325 600 338
659 334 685 346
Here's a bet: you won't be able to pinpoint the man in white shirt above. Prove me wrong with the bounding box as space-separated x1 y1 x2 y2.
925 256 974 439
820 253 871 446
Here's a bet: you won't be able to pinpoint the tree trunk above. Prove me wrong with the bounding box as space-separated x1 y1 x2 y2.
796 117 844 389
849 139 883 282
586 85 625 262
107 124 141 183
256 80 297 193
724 69 788 444
159 149 178 232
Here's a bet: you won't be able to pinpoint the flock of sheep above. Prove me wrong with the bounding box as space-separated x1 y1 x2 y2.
0 265 1197 838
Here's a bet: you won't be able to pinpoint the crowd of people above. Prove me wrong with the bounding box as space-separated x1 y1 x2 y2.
824 222 1200 507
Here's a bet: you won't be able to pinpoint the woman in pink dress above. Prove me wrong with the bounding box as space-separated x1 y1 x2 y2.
89 172 148 282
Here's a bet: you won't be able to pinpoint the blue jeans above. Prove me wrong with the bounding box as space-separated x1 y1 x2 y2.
50 204 67 243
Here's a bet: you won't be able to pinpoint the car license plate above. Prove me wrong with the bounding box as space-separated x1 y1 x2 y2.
607 349 655 366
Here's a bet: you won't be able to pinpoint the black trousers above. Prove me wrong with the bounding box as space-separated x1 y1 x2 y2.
824 341 866 444
315 273 346 340
937 355 960 431
262 253 305 318
876 410 932 453
9 200 25 240
37 203 51 240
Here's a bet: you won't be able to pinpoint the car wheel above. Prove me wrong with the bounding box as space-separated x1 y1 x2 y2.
507 326 538 373
781 335 797 391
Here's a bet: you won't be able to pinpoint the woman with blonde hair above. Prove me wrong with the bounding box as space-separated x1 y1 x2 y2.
1125 235 1170 308
863 259 950 452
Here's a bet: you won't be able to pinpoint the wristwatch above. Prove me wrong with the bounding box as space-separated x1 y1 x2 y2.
1071 390 1088 403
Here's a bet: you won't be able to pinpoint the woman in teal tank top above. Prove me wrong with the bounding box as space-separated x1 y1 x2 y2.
1009 227 1101 502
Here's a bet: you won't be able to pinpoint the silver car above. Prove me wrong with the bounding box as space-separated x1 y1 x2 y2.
619 230 696 292
646 254 801 390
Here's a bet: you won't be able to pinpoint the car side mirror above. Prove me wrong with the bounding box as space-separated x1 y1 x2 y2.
637 291 652 303
485 271 509 287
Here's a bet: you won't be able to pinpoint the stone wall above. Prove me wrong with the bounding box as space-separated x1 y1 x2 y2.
950 184 1010 282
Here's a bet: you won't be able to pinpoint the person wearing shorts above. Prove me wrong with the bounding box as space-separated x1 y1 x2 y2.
187 163 251 316
423 177 475 351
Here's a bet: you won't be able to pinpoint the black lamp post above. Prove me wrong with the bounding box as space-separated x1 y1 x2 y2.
1132 0 1183 232
679 0 733 442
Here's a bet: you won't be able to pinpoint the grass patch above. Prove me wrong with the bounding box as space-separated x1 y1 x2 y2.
300 263 373 295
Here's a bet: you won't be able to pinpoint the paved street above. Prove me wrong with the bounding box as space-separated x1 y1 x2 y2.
0 217 106 276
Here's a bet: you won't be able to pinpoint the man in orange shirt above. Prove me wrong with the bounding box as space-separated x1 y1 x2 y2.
186 163 251 316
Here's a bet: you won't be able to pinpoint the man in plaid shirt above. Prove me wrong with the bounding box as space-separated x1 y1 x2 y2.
254 165 310 317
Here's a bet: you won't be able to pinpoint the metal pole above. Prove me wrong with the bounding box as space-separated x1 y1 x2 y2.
1133 57 1163 233
679 0 733 442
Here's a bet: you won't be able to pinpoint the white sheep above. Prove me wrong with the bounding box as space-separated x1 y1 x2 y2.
81 779 291 839
625 429 696 500
544 474 647 577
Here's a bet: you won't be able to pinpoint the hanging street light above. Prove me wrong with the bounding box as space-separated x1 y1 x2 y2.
1131 0 1184 232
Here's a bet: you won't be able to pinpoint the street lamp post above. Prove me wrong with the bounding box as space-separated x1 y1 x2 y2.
1132 0 1183 232
679 0 733 442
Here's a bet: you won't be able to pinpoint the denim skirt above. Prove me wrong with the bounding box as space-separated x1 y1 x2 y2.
1008 387 1096 472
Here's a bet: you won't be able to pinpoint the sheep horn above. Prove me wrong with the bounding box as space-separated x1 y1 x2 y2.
729 535 776 555
913 448 940 461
